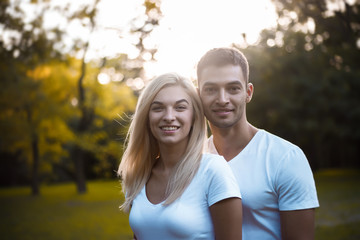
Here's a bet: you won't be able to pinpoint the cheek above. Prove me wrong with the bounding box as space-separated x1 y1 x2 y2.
148 114 158 132
182 112 194 128
190 113 195 126
200 95 212 105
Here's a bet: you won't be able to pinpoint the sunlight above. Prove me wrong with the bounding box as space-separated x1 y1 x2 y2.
97 72 111 85
15 0 278 86
97 67 124 85
83 0 279 83
141 0 278 79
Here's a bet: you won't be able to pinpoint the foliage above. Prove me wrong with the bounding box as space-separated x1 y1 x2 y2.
0 0 162 192
0 55 137 184
241 0 360 169
0 58 79 192
69 57 137 180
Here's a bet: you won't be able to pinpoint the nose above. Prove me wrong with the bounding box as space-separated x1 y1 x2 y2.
163 108 175 122
216 89 229 105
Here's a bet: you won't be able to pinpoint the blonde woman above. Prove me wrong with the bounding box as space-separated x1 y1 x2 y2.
118 73 242 240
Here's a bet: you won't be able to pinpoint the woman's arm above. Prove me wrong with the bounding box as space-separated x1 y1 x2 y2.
210 197 242 240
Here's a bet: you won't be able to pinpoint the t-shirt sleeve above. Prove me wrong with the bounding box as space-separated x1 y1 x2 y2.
205 154 242 206
275 147 319 211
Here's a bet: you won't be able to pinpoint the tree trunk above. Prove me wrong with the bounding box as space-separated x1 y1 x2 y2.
72 1 100 194
73 43 89 194
74 147 87 194
31 132 40 196
26 107 40 196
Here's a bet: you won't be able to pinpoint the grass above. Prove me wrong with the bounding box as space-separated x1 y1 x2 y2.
314 169 360 240
0 169 359 240
0 181 133 240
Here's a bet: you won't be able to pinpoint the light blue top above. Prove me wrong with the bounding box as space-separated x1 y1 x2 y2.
129 153 241 240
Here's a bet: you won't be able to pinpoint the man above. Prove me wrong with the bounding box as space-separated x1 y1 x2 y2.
197 47 319 240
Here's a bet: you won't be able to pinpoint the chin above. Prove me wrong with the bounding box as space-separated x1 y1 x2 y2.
212 121 235 129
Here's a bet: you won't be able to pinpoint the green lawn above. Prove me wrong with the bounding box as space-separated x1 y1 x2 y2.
0 181 133 240
0 169 359 240
314 169 360 240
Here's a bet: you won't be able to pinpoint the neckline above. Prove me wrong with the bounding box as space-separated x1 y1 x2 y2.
209 129 263 161
228 129 263 162
143 185 166 206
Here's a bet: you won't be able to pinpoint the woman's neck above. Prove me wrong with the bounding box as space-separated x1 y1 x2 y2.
157 143 187 171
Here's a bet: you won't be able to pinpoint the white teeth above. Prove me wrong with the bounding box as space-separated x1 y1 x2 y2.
161 126 178 131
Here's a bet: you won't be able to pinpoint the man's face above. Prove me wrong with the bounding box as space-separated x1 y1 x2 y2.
198 64 252 129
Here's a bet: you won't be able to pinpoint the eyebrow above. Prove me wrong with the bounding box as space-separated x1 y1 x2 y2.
227 81 243 85
151 99 190 106
202 80 243 86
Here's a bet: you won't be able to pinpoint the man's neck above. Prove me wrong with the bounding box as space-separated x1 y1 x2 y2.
211 122 258 161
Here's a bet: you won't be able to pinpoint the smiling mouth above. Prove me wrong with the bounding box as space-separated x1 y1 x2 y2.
160 126 179 131
213 109 233 113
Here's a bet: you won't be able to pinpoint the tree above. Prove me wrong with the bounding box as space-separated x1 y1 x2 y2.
0 58 77 193
240 0 360 169
0 0 162 194
69 0 162 193
69 0 100 194
0 0 73 194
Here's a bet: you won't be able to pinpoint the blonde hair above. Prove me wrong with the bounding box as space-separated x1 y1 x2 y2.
118 73 206 212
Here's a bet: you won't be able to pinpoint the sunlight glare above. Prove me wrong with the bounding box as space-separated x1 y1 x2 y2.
142 0 278 79
16 0 278 85
97 72 111 85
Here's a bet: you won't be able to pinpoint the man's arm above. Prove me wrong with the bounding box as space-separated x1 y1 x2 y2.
280 208 316 240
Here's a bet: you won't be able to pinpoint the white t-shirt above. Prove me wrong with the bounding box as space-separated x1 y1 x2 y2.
207 129 319 240
129 153 241 240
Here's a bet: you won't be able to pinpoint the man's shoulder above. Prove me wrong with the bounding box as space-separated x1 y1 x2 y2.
201 152 224 161
257 130 306 163
261 129 299 149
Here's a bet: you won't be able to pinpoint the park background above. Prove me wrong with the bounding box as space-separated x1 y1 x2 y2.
1 0 359 239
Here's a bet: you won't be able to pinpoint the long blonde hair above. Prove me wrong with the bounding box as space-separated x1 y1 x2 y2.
118 73 206 212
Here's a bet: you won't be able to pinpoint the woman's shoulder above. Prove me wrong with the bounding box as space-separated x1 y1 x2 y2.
202 153 225 161
199 153 229 173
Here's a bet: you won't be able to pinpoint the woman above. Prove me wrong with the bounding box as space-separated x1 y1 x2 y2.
118 73 242 239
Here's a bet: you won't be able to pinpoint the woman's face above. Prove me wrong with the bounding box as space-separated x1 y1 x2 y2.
149 85 194 149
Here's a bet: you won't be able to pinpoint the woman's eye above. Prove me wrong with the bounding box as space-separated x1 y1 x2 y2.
151 106 163 111
176 105 187 110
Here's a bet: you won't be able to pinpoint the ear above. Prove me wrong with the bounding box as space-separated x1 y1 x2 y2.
246 83 254 103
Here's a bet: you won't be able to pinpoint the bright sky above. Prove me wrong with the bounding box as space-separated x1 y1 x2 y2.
16 0 278 84
91 0 278 80
146 0 278 78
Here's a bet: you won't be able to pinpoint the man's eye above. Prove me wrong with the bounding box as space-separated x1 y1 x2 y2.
204 87 215 93
228 86 241 93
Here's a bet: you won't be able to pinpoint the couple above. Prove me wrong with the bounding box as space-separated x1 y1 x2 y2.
118 47 319 240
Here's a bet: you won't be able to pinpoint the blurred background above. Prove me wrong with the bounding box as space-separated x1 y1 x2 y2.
0 0 359 239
